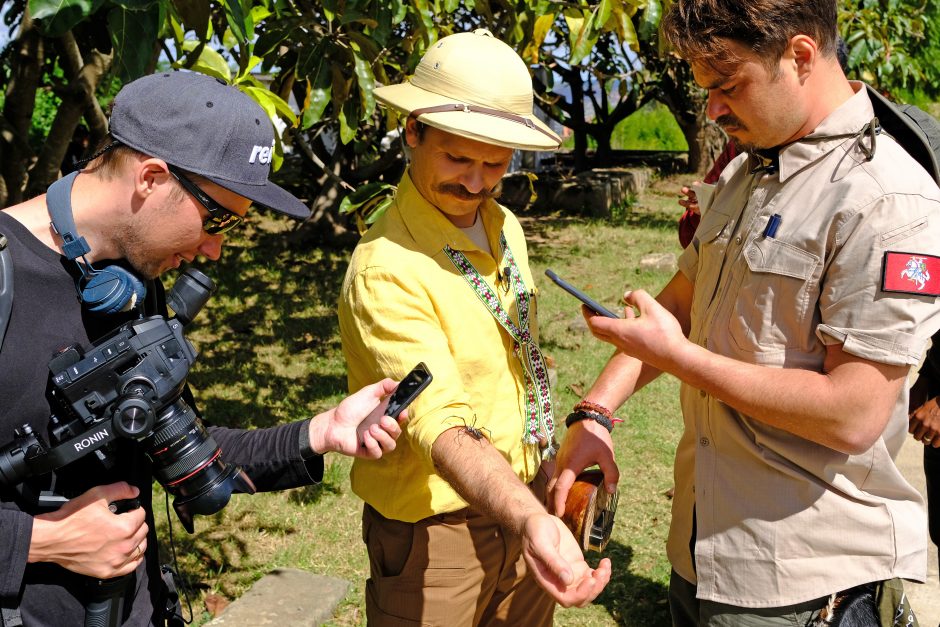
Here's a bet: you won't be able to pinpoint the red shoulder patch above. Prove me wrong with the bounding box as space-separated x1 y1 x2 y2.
882 252 940 296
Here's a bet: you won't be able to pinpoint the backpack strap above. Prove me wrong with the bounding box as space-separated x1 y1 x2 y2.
0 232 13 354
865 84 940 186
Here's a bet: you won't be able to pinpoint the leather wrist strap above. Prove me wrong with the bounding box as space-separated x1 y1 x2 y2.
565 410 614 433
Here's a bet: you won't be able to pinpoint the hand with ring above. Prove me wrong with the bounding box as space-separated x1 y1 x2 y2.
909 396 940 448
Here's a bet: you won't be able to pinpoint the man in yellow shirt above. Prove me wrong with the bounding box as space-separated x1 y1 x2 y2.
338 29 611 626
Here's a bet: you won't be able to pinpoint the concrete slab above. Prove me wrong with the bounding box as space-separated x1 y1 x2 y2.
206 568 349 626
896 436 940 626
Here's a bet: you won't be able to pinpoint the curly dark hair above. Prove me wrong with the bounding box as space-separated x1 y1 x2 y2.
661 0 839 75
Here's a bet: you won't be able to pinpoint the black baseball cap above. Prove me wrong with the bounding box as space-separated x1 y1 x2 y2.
109 71 310 219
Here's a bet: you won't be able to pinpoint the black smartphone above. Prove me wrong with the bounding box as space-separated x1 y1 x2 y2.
544 269 620 319
385 362 433 419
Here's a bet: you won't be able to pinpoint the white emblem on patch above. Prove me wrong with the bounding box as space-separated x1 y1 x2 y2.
900 256 930 291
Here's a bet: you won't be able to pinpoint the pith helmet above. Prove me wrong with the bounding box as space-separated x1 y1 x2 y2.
374 29 561 151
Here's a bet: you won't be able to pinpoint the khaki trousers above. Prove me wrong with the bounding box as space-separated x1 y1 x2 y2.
362 486 555 626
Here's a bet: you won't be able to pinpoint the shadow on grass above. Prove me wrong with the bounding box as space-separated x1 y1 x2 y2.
181 226 354 430
589 540 671 626
287 480 343 505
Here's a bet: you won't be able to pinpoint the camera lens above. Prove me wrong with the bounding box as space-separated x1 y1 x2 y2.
143 398 255 532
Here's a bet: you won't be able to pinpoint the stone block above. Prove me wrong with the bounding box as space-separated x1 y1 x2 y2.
207 568 349 626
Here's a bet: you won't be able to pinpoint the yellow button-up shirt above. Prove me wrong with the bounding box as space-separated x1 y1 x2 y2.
338 172 544 523
674 83 940 606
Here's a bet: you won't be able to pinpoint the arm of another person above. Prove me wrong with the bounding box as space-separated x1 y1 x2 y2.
207 380 406 491
586 287 908 454
549 271 693 515
910 335 940 447
431 428 611 608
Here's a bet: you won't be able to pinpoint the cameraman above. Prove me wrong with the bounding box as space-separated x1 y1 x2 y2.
0 71 404 626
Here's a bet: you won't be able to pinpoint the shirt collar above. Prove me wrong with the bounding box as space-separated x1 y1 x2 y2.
395 170 506 257
775 81 876 182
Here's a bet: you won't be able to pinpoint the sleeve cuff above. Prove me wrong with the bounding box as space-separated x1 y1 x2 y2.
298 419 323 458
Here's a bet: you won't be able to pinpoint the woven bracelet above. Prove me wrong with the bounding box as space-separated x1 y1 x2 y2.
565 410 614 433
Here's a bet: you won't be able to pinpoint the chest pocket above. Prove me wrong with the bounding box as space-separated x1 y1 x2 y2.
729 237 820 355
689 207 734 323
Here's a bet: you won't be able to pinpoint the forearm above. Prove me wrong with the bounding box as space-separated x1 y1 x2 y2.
431 427 543 537
209 421 321 490
584 349 662 410
669 341 905 453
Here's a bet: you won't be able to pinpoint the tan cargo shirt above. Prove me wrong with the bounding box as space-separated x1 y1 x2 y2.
674 82 940 607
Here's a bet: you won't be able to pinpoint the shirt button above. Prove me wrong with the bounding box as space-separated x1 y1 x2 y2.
735 235 742 244
699 389 706 398
700 437 710 447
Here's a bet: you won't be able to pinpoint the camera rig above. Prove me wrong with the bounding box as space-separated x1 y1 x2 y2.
0 268 255 533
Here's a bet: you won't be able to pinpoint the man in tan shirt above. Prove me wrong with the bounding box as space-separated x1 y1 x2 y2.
549 0 940 624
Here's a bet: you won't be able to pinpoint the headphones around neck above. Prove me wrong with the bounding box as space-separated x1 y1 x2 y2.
46 171 146 315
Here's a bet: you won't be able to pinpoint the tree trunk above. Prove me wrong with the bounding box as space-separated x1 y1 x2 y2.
56 32 111 149
1 8 43 207
593 126 613 166
27 47 113 198
569 78 588 172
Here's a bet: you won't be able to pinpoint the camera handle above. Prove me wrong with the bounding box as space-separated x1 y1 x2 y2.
83 497 141 627
85 575 132 627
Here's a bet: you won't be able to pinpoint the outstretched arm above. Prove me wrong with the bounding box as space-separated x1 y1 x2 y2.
587 288 908 454
549 272 693 515
431 427 611 608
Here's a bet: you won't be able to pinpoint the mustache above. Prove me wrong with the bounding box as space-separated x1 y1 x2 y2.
716 114 746 131
434 181 502 201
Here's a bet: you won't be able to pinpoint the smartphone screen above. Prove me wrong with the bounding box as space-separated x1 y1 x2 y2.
544 269 620 318
385 362 433 418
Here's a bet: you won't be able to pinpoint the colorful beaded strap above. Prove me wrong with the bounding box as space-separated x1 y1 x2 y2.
444 234 556 458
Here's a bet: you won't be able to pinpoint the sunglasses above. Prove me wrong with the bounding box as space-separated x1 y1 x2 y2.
168 166 245 235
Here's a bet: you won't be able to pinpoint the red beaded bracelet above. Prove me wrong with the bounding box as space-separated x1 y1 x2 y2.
573 400 624 426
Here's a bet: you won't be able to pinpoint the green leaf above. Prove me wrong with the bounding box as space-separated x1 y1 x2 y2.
111 0 157 7
171 0 209 37
337 100 357 144
254 18 299 57
234 55 263 83
249 4 272 23
178 39 232 81
108 3 161 81
244 85 298 126
597 0 612 29
30 0 104 36
338 182 397 232
169 12 184 43
296 40 327 81
351 47 376 120
569 9 598 65
609 3 639 51
638 0 662 41
523 12 555 63
301 79 332 129
224 0 251 43
338 181 395 214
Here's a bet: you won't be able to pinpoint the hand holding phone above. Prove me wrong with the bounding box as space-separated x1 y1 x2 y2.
544 269 619 318
385 362 433 419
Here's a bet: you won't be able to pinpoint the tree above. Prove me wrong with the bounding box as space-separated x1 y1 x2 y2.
840 0 940 105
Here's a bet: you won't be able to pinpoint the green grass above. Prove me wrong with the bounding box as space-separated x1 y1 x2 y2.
562 101 689 152
156 174 689 626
